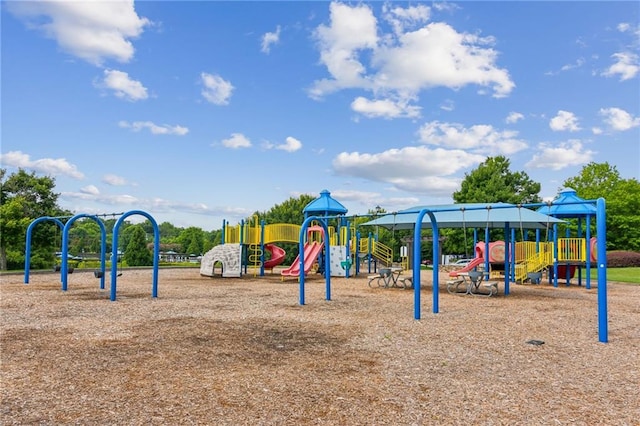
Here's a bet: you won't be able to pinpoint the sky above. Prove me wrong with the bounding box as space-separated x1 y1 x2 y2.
2 1 639 231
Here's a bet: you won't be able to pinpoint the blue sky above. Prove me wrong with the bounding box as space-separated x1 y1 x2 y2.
2 1 639 230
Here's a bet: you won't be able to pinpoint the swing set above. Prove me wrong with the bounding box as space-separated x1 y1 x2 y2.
23 210 160 301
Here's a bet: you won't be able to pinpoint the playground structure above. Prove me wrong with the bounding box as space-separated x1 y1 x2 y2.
201 190 362 280
363 192 608 343
24 210 160 301
447 189 601 290
199 219 356 279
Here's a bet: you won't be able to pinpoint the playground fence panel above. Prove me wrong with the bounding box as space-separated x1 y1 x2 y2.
557 238 587 262
264 224 301 244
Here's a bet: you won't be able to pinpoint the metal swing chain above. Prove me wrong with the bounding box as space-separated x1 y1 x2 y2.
545 201 552 242
461 207 469 259
517 204 525 242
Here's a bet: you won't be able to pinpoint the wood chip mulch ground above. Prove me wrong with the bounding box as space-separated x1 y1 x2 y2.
1 268 638 425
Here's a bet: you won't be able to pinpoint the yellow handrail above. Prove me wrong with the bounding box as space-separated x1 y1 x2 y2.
357 237 392 266
372 240 393 266
514 242 554 282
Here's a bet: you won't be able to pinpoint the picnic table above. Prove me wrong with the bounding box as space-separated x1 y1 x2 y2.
446 271 499 297
368 267 410 289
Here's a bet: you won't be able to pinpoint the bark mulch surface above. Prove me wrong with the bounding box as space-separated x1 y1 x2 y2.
1 268 638 425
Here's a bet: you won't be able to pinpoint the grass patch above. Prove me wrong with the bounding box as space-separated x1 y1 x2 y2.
591 267 640 284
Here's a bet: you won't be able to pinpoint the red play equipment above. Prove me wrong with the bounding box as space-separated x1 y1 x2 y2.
280 241 324 277
263 243 286 269
449 246 484 277
281 225 326 278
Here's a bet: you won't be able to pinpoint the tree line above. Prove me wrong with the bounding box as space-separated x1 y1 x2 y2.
1 157 638 271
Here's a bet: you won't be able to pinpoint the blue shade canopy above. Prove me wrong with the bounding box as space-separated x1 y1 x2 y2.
362 203 565 230
303 190 348 217
536 188 597 218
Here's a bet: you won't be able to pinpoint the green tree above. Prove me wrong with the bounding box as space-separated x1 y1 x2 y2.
260 194 316 225
67 219 103 256
562 162 620 199
158 221 181 240
178 227 205 254
124 225 153 266
562 162 640 251
115 222 135 252
448 156 542 255
454 156 542 204
0 169 69 270
203 229 220 252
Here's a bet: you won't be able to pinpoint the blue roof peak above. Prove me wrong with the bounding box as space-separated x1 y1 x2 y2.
536 188 596 217
303 190 348 216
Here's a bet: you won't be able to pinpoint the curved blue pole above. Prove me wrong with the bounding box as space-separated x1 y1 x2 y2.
412 209 438 319
24 217 65 284
111 210 160 301
62 214 107 291
596 198 607 343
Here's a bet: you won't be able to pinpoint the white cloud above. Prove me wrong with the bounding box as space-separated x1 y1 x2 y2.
617 23 631 33
7 0 150 66
440 99 455 112
79 185 100 195
351 96 421 119
119 120 188 135
263 137 303 152
332 146 484 195
330 189 419 211
221 133 252 149
591 127 603 135
602 52 640 81
505 112 524 124
373 23 514 97
102 174 128 186
549 110 581 132
261 25 281 53
96 69 148 101
418 121 528 155
310 2 378 97
382 3 430 36
560 58 586 72
525 140 595 171
201 72 234 105
0 150 84 179
599 107 640 131
310 3 514 107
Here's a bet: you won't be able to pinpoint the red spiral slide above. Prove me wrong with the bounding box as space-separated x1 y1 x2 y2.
264 243 286 269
